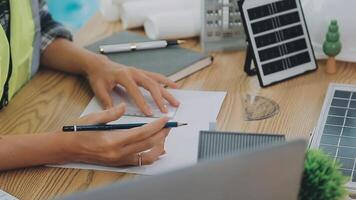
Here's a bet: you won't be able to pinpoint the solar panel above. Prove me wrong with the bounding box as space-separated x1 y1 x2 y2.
310 83 356 191
198 130 286 161
239 0 317 87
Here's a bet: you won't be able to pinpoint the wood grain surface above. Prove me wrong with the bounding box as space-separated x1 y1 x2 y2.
1 12 356 200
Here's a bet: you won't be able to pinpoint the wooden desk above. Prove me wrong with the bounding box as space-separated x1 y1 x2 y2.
1 13 356 200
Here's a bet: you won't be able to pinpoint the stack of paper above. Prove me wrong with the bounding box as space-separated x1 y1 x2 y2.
51 89 226 175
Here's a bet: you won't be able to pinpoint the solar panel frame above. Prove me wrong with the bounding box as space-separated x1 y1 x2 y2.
311 83 356 191
239 0 317 87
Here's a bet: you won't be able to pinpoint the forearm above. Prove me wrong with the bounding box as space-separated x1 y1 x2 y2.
0 133 76 171
40 38 106 76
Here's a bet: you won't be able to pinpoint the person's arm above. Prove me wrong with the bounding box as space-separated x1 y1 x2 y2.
40 38 180 114
0 104 169 171
38 1 179 115
0 132 74 169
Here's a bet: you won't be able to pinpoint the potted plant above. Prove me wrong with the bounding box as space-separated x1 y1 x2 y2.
323 20 342 74
299 149 348 200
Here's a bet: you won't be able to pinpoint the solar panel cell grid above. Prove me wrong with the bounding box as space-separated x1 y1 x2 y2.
318 89 356 182
258 38 307 62
288 51 311 67
348 110 356 117
334 91 352 98
320 145 337 156
329 107 347 116
342 127 356 137
341 169 352 177
247 0 297 21
323 125 342 135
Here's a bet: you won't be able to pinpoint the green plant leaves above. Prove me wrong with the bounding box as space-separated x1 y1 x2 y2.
298 150 348 200
323 20 342 57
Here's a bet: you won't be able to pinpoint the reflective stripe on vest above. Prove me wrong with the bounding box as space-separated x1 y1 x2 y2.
0 0 40 106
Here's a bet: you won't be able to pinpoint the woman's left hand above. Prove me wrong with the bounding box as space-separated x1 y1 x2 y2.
85 55 180 116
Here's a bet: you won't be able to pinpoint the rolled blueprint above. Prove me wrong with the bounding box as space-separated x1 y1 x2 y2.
100 0 121 22
100 0 146 22
144 10 201 40
121 0 200 29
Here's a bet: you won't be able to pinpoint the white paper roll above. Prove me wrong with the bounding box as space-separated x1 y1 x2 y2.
144 10 201 40
121 0 200 29
100 0 121 22
112 0 142 11
112 0 140 4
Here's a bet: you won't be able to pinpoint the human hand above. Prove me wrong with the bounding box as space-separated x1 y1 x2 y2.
85 55 180 116
68 103 170 166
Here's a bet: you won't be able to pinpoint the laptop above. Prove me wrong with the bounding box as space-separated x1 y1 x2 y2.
59 140 306 200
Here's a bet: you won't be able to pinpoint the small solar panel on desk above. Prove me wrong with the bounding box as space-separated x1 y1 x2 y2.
239 0 317 87
197 131 286 161
310 83 356 190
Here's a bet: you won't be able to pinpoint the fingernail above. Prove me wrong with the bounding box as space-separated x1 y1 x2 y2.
162 104 168 113
146 107 153 116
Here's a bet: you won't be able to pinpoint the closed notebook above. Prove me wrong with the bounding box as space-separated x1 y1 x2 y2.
85 31 213 81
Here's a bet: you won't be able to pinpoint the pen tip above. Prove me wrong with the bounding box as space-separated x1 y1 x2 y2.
179 123 188 126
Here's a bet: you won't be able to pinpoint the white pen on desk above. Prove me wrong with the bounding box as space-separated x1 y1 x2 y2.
99 40 185 54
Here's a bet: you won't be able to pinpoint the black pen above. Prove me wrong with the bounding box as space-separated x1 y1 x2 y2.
62 122 188 132
99 40 185 54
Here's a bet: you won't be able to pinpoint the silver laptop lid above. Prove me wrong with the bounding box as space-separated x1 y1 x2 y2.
60 140 306 200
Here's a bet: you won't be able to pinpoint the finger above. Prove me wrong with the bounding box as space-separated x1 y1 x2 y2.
121 117 170 144
143 71 178 88
152 142 166 155
119 75 153 116
141 146 166 165
119 145 166 166
78 103 126 124
136 74 168 113
122 128 169 155
93 83 113 109
160 87 180 107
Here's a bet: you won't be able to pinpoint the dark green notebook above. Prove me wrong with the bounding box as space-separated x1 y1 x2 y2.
85 31 213 81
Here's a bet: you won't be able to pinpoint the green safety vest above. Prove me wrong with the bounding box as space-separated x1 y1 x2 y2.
0 0 41 108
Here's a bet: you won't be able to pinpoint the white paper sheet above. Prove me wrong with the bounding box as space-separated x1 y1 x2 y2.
86 87 177 118
51 89 226 175
0 190 18 200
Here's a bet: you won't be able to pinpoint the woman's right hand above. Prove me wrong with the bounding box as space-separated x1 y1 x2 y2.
64 103 170 167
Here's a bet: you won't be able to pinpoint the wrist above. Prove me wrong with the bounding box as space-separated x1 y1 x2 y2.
46 132 82 164
81 52 111 77
53 132 106 164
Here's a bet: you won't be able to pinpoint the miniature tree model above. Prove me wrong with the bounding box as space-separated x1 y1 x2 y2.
323 20 342 74
298 149 347 200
